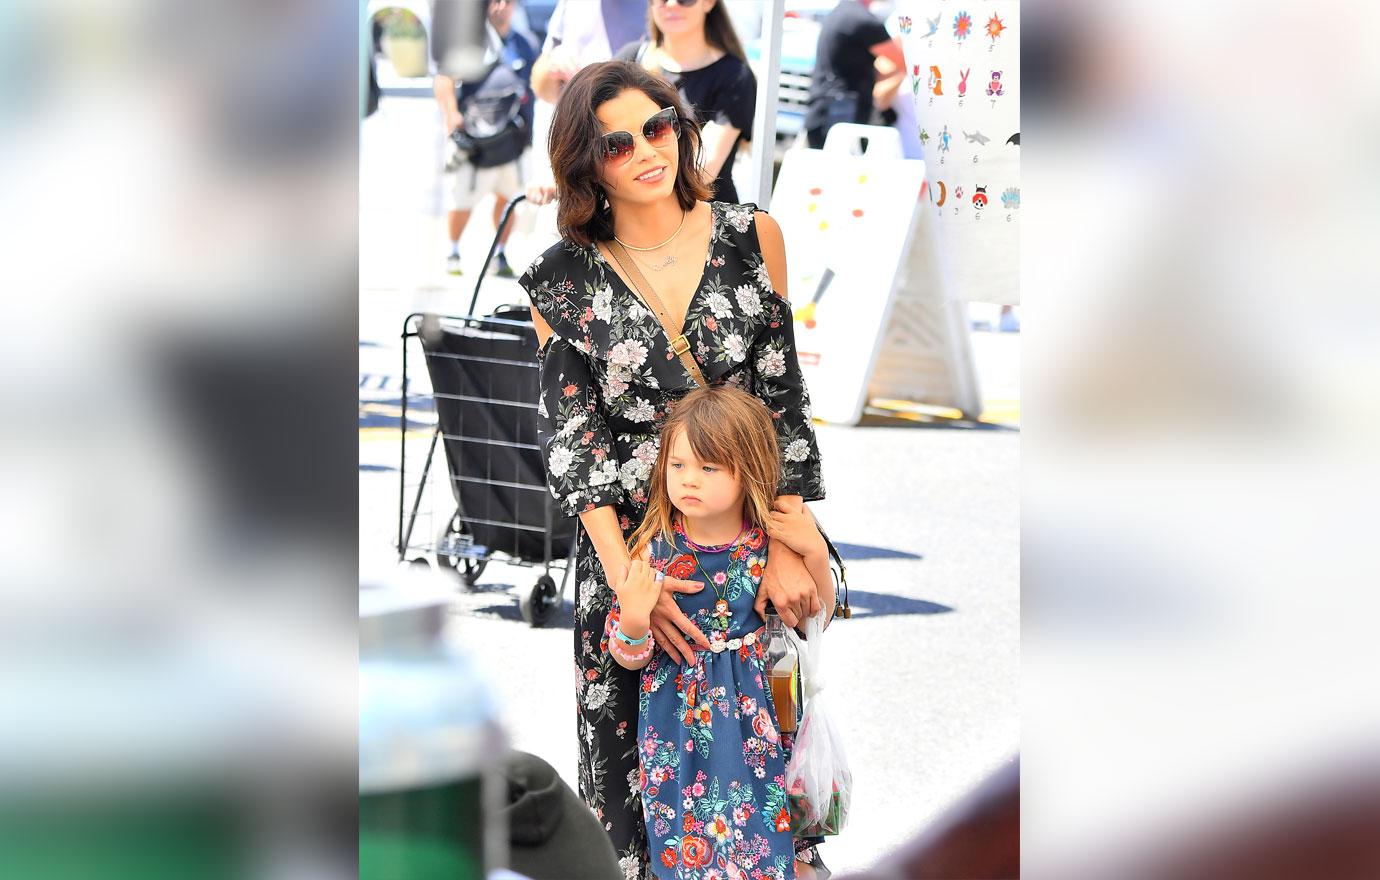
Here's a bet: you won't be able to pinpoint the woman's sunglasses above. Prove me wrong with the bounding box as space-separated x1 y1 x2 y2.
601 107 682 166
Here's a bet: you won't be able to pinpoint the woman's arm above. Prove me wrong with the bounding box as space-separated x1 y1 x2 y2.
531 44 579 105
870 38 907 111
699 121 741 180
751 212 830 627
525 301 626 517
433 73 462 134
766 497 834 630
580 505 630 592
751 211 825 498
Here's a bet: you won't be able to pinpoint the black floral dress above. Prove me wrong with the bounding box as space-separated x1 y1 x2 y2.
518 201 825 880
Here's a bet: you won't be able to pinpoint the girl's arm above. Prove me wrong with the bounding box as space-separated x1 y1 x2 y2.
608 561 661 671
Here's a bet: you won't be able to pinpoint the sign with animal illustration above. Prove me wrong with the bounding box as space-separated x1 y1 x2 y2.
897 1 1020 305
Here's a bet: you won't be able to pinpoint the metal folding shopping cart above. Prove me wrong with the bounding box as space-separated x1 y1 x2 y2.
396 196 577 626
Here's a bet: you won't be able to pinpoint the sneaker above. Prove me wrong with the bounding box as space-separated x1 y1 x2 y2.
446 253 462 275
493 252 515 279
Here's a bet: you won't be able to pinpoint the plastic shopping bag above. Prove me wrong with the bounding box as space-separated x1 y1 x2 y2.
784 611 852 837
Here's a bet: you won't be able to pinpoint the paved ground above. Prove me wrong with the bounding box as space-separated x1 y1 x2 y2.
361 93 1019 875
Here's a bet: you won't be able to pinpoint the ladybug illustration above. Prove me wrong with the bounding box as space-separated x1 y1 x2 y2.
987 71 1004 97
972 186 988 209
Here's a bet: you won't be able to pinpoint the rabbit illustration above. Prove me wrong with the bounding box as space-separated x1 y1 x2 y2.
958 69 971 98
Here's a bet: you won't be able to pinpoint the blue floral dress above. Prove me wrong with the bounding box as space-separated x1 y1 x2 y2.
621 521 797 880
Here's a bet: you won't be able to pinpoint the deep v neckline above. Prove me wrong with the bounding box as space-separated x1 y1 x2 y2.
595 201 717 333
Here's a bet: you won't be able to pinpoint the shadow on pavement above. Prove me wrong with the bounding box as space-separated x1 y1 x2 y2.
466 592 578 631
833 542 923 561
841 589 954 618
458 587 951 627
855 411 1020 432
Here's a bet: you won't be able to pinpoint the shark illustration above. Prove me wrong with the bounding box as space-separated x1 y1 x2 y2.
923 15 940 38
963 131 990 145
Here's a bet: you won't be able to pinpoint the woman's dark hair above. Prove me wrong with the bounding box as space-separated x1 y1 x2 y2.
549 61 712 249
648 1 747 62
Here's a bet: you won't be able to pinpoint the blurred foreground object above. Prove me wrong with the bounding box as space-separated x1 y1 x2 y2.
839 757 1019 880
359 580 508 879
499 751 622 880
431 0 497 81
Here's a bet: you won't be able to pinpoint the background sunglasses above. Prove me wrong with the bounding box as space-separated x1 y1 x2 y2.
601 108 682 165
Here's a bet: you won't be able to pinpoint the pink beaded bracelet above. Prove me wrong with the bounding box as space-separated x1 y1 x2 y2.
611 629 655 663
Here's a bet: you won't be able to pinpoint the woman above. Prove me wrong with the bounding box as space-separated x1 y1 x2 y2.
518 62 829 879
614 0 755 204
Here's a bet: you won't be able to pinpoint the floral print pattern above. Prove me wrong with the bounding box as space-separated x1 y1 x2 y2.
519 202 826 879
627 523 798 879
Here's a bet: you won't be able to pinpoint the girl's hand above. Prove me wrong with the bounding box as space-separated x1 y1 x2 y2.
766 498 826 560
612 560 661 634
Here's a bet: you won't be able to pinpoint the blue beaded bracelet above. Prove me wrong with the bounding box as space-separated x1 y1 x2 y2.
614 625 650 647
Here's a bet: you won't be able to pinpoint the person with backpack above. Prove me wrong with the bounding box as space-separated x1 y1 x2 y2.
433 0 536 277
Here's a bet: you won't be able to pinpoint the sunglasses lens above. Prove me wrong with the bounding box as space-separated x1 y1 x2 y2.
644 111 679 146
602 132 635 164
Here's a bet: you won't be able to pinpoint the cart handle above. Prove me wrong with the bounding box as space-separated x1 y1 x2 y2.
469 193 528 316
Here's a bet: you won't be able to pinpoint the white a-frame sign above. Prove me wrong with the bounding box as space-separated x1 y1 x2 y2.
771 124 979 425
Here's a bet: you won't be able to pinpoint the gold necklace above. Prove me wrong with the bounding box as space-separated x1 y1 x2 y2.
628 239 681 272
612 209 687 255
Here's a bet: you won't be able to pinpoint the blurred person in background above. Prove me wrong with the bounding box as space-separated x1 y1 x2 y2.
530 0 648 104
615 0 756 204
434 0 536 277
804 0 906 149
526 0 648 206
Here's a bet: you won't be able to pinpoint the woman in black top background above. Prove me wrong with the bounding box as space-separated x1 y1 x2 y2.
615 0 756 204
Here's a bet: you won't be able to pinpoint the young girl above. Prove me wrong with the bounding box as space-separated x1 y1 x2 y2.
607 386 835 880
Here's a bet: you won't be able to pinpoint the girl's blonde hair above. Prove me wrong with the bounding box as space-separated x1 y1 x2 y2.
628 385 780 559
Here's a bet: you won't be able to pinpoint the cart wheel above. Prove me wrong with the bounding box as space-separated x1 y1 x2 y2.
436 510 488 589
520 575 559 628
409 558 431 570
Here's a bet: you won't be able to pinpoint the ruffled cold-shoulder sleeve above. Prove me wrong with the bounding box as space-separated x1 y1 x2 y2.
733 206 826 501
519 251 626 516
750 288 825 501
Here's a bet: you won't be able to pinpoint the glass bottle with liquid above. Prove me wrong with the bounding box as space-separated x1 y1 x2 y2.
764 603 800 734
359 580 508 880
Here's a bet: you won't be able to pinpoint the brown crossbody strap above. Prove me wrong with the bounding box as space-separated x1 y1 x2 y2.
608 240 708 388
